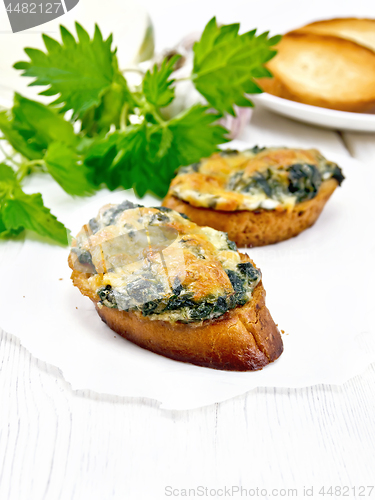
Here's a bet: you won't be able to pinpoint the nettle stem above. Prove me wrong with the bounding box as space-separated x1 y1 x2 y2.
150 108 167 126
120 103 129 131
173 76 191 83
121 68 145 76
17 159 46 182
0 141 22 168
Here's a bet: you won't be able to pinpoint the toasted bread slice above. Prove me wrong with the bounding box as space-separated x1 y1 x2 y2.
258 32 375 112
68 204 283 371
70 254 283 371
163 178 338 247
294 18 375 53
162 148 344 247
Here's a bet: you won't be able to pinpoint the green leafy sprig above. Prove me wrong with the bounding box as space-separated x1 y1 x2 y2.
0 18 280 245
0 163 68 244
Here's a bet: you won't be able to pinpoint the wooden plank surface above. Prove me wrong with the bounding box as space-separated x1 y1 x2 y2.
1 326 375 500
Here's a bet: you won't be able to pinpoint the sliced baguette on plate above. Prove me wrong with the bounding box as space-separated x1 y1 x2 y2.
294 18 375 53
258 32 375 112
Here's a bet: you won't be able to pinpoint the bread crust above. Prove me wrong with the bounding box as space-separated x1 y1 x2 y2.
294 18 375 53
163 178 338 248
257 32 375 112
69 254 283 371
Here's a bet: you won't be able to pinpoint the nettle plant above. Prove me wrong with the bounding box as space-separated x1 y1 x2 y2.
0 18 280 244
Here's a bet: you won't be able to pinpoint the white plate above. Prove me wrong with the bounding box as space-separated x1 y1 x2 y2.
253 93 375 132
1 144 375 409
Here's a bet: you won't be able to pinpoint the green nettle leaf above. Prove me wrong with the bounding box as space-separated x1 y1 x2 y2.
0 110 41 161
85 105 228 198
192 17 281 115
85 125 174 197
84 132 121 187
0 164 22 208
0 163 17 183
143 55 181 108
0 163 70 241
0 181 24 239
148 126 173 160
80 77 133 136
168 104 228 165
44 143 95 196
0 212 23 239
2 192 69 245
0 211 6 234
103 125 162 196
0 19 280 246
0 94 78 160
13 93 78 152
0 213 23 238
14 23 130 119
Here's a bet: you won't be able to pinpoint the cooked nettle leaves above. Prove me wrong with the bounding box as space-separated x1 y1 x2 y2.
0 20 280 245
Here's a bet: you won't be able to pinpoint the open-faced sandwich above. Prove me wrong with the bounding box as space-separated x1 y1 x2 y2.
162 147 344 247
68 201 283 371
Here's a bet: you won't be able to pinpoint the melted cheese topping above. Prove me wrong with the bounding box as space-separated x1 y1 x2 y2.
169 147 340 211
70 203 261 323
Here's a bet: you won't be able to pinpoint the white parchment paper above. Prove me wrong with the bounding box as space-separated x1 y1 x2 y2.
1 148 374 409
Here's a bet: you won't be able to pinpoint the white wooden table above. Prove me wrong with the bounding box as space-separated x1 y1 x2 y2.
1 106 374 500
